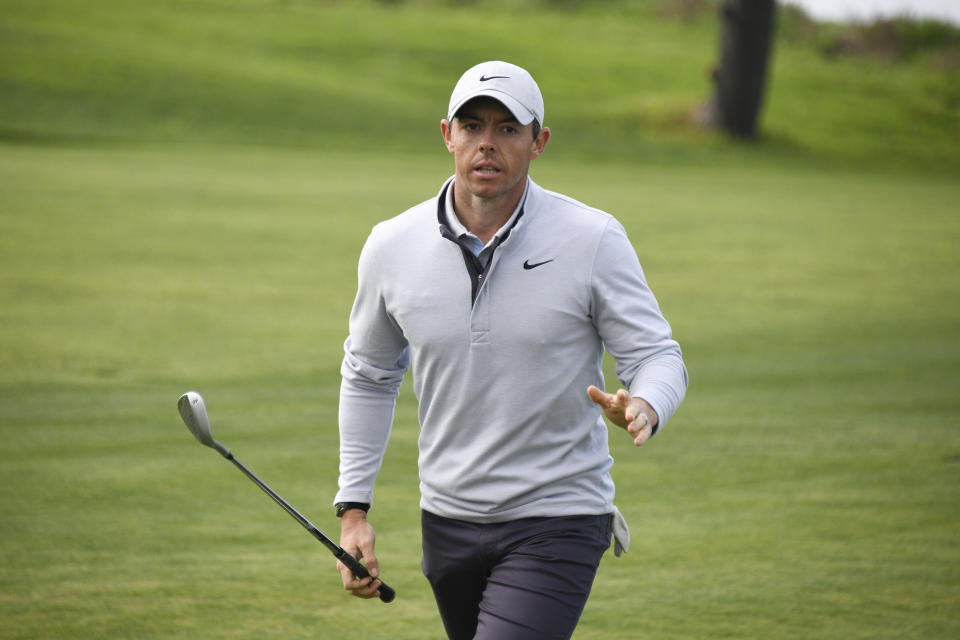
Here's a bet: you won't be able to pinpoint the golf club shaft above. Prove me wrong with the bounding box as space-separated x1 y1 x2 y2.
224 452 395 603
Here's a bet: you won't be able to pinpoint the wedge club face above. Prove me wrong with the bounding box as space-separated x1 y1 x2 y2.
178 391 230 457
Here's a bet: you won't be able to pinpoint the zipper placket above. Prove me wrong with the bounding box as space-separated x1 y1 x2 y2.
436 182 525 307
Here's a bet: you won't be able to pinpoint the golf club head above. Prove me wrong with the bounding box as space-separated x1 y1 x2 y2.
178 391 230 457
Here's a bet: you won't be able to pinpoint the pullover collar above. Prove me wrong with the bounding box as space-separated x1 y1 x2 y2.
436 177 530 305
440 177 529 253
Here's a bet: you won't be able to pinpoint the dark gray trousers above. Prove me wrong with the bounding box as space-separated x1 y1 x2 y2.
421 510 612 640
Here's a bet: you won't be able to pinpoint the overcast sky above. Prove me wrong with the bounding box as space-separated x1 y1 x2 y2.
782 0 960 25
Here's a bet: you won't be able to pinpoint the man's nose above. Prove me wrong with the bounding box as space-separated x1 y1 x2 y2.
479 127 496 152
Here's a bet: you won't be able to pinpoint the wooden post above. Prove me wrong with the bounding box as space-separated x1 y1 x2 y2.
704 0 777 138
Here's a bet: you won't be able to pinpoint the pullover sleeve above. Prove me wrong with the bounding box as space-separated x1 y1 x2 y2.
591 218 688 431
334 229 410 506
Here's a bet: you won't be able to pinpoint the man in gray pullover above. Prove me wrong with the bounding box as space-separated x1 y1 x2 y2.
334 60 688 640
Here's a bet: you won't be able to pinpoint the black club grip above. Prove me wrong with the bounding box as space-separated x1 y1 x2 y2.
338 551 396 603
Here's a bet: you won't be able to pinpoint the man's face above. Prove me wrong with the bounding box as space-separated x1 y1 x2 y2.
441 97 549 204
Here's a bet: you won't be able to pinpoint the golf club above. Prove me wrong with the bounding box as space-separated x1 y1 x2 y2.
177 390 395 603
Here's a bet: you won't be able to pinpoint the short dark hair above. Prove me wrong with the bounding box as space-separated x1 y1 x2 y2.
453 97 541 140
531 119 541 141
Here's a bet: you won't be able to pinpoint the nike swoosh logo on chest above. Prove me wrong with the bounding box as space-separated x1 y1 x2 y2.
523 259 554 270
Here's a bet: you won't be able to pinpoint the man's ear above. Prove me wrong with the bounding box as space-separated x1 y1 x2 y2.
530 126 550 160
441 119 455 153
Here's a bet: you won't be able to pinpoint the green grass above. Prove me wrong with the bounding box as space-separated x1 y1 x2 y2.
1 1 959 638
2 0 958 170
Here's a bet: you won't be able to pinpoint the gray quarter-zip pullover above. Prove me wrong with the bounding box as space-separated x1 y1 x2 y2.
335 177 687 522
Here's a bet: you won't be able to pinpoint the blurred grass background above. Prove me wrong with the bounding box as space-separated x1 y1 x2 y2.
1 1 958 638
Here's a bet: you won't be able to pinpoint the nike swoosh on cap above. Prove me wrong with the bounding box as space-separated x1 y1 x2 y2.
523 259 554 270
479 75 509 81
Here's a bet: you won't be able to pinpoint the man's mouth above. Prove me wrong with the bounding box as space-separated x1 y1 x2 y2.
474 163 501 175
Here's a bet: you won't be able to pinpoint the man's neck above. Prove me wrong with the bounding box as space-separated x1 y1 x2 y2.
451 178 526 245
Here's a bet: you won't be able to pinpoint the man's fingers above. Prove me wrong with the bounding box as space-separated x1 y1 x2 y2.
337 560 382 599
587 386 628 411
336 558 355 582
346 579 381 599
628 412 652 446
633 427 652 446
627 410 649 433
589 387 657 445
586 385 608 406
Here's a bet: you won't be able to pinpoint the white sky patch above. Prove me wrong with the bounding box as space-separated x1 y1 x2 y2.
781 0 960 25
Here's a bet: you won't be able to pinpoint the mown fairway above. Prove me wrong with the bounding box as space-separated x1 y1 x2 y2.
1 1 958 638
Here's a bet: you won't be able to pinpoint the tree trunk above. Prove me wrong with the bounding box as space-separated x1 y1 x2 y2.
704 0 777 138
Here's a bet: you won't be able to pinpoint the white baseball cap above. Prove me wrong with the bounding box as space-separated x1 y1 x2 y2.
447 61 544 126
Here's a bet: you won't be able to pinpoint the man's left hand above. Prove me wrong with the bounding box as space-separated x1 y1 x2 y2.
586 386 659 446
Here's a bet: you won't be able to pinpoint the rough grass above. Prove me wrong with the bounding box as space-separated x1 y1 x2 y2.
1 0 957 170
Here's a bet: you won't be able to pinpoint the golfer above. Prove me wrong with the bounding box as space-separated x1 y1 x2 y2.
334 60 687 639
